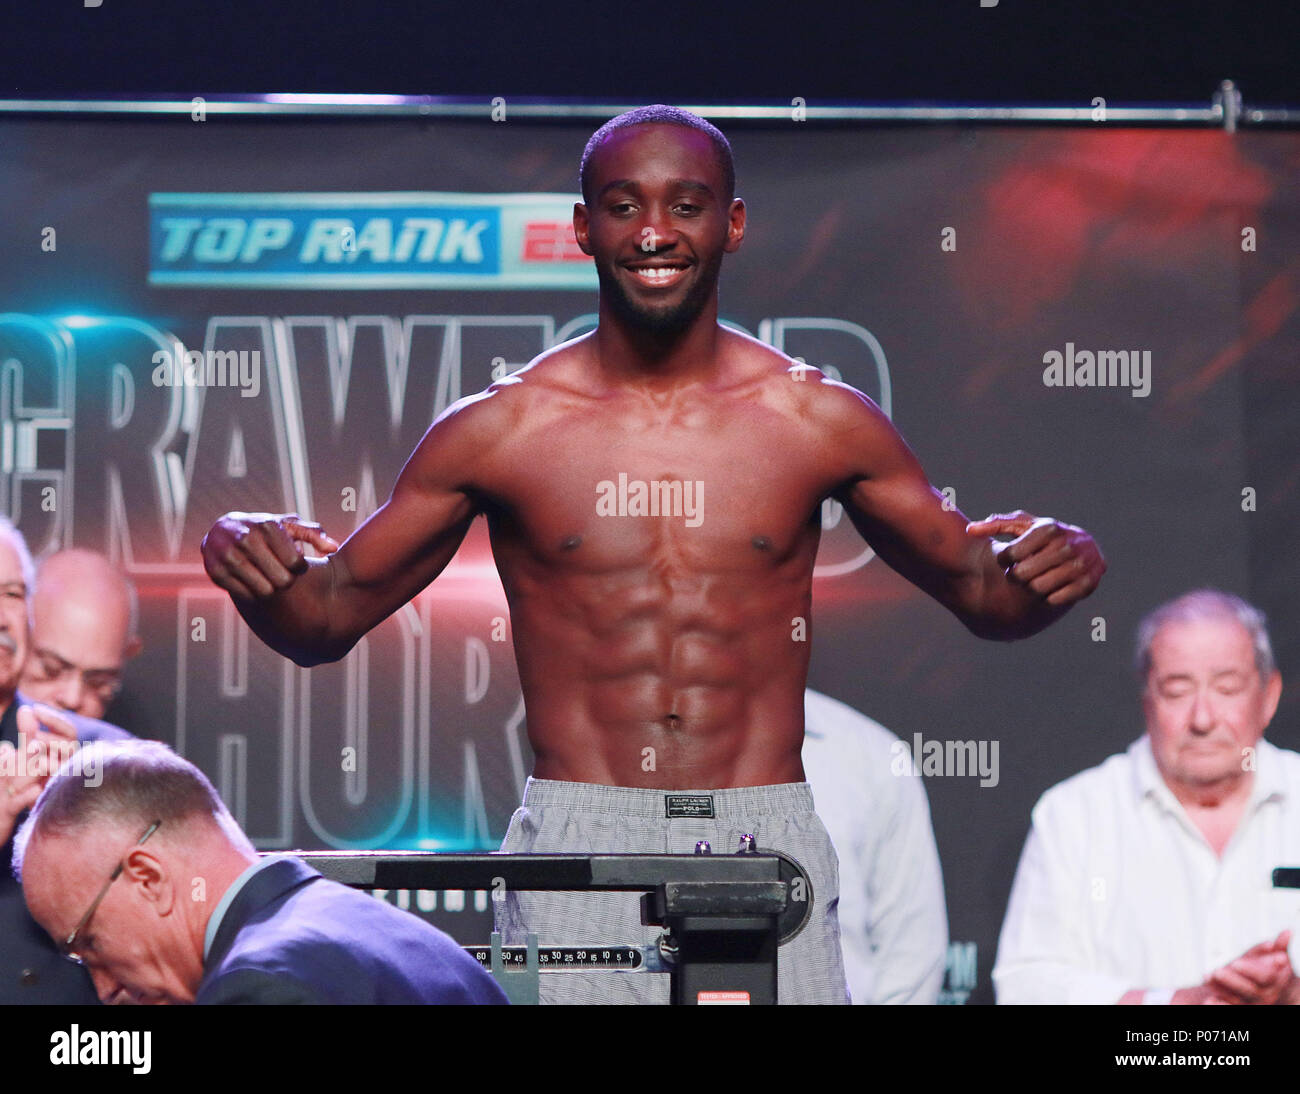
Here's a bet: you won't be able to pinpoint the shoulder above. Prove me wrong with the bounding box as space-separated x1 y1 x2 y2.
73 715 134 744
232 865 467 963
1257 737 1300 790
203 879 369 997
725 328 886 419
1031 743 1141 830
411 336 598 468
1259 737 1300 769
717 330 902 474
213 874 502 1004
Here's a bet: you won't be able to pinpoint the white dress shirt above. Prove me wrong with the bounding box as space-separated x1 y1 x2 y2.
802 689 949 1004
994 734 1300 1004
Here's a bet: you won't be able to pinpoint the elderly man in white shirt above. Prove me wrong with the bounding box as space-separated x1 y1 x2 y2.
994 588 1300 1005
802 688 948 1004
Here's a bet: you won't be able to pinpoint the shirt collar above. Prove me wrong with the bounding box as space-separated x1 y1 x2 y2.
203 854 288 962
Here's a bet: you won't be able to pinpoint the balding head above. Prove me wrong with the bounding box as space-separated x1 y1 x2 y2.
14 741 256 1005
21 549 141 719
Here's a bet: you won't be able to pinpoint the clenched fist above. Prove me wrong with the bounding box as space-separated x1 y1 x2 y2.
201 512 340 602
966 509 1106 607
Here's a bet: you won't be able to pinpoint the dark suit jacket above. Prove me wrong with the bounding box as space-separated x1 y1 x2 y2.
198 856 509 1005
0 692 132 1004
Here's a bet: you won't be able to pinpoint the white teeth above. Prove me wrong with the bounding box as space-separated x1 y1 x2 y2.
633 266 683 281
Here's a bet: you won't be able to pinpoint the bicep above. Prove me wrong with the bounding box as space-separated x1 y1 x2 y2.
326 416 485 634
833 405 987 612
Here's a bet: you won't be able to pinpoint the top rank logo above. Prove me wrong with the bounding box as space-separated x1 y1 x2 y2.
149 192 597 290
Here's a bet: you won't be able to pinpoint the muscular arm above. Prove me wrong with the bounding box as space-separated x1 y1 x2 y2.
821 381 1104 640
202 388 504 666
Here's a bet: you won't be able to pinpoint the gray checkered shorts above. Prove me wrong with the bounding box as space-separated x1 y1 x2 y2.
494 778 850 1004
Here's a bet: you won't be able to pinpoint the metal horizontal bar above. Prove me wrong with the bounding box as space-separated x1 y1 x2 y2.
660 881 789 915
292 850 784 891
0 95 1292 126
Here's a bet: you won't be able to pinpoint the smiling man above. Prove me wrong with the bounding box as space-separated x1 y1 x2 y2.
994 589 1300 1005
201 105 1105 1004
14 740 507 1005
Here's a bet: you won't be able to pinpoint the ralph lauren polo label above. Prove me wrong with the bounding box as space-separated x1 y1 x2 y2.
665 794 715 819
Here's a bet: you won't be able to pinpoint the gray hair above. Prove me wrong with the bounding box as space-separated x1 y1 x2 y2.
12 740 249 881
0 516 36 595
1135 588 1276 684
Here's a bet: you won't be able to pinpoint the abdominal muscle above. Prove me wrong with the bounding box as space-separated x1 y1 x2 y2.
504 562 813 789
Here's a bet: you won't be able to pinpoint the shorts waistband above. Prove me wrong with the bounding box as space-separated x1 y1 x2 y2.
519 777 814 818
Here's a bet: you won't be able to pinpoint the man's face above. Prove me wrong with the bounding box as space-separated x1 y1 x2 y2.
0 537 30 700
21 584 130 719
24 829 198 1005
575 123 744 337
1143 617 1282 794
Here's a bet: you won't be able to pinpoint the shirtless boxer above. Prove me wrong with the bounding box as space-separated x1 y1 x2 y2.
201 105 1106 1004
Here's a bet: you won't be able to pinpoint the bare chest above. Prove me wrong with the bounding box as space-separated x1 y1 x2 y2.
480 402 831 571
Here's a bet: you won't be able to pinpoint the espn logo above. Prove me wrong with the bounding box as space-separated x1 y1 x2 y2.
521 221 587 262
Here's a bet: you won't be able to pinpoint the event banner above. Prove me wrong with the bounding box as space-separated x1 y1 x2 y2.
1 116 1295 1002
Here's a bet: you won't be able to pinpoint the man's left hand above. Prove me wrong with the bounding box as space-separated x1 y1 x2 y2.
966 510 1106 607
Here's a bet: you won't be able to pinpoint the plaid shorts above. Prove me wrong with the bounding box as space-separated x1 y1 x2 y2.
495 778 850 1004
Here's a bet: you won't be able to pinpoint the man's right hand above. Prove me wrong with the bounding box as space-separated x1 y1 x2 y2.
201 513 340 601
0 741 43 846
0 706 80 845
1201 931 1295 1005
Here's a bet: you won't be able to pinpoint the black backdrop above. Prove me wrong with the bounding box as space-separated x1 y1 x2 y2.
1 115 1296 1003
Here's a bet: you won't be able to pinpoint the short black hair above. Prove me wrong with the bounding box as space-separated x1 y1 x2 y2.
580 105 735 205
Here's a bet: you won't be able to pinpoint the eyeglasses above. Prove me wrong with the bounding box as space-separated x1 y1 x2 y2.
62 820 162 966
27 648 124 705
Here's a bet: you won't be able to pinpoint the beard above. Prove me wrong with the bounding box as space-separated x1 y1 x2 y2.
597 249 724 339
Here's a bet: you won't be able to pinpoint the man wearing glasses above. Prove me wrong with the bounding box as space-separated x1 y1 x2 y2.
14 740 508 1005
20 548 143 722
0 519 131 1003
